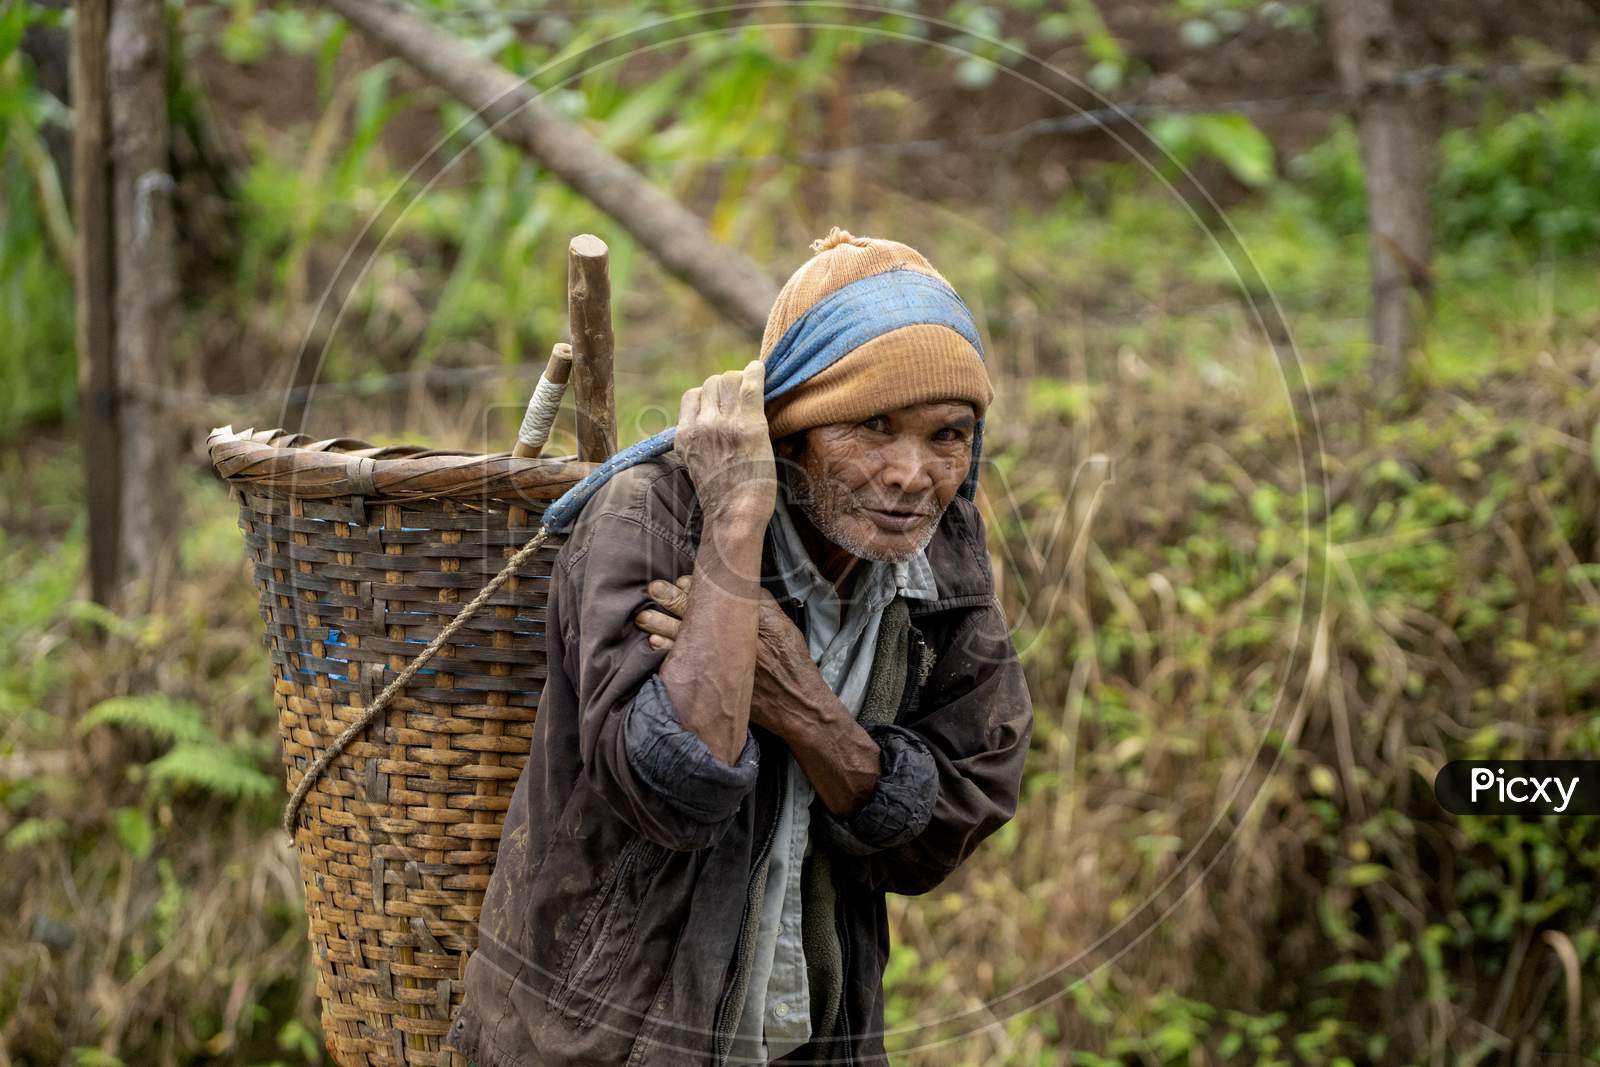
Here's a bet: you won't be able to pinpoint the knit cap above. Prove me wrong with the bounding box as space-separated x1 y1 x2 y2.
760 227 993 438
535 227 992 534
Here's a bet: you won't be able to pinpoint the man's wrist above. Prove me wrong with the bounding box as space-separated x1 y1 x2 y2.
702 493 774 536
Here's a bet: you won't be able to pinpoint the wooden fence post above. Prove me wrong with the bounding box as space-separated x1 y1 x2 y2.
1326 0 1434 404
108 0 181 607
71 0 182 609
70 0 120 606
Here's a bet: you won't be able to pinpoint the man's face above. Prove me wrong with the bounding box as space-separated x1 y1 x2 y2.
775 400 977 563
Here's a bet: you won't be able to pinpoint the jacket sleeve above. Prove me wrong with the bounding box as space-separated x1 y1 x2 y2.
814 598 1033 895
556 508 760 852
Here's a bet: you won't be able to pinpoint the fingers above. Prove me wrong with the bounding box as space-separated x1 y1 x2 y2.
715 368 742 413
739 360 765 408
697 369 735 421
679 385 702 428
687 364 765 434
639 576 693 650
633 607 682 640
646 578 690 616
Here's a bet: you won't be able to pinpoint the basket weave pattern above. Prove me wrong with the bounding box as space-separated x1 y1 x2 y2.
210 427 591 1067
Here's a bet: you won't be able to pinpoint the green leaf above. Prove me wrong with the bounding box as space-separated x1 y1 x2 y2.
70 1050 124 1067
1086 60 1124 93
1151 112 1277 187
1179 19 1219 49
79 695 211 746
955 56 995 90
146 744 277 802
5 815 66 851
1344 863 1390 888
1195 113 1276 187
111 806 154 860
0 0 33 65
65 598 142 639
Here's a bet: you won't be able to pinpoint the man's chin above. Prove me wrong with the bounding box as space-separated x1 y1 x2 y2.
836 516 938 563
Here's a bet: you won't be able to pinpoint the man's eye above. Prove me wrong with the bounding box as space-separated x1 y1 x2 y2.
860 417 889 433
934 428 967 443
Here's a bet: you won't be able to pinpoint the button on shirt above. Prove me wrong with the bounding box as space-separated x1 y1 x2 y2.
728 499 939 1065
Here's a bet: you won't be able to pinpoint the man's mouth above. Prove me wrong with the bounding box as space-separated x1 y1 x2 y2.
858 504 933 533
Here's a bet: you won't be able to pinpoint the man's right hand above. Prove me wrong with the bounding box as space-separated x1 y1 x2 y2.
674 360 775 526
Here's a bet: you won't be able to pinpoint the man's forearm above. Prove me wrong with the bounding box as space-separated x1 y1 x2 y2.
765 663 882 817
657 508 768 765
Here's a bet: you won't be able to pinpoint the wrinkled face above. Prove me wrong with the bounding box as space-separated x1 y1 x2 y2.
775 400 976 563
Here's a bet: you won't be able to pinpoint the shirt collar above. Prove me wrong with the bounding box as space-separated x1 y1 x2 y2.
766 497 939 608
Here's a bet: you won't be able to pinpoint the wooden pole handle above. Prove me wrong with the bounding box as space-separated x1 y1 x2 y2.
512 342 573 458
568 234 618 463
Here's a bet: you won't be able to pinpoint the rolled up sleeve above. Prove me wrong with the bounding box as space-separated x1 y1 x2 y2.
624 673 760 825
550 496 758 852
812 723 938 857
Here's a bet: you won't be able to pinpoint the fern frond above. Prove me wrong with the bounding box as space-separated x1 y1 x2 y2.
146 743 277 802
79 695 211 746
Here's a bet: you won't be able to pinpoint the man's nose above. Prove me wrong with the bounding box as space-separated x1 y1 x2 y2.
876 438 935 496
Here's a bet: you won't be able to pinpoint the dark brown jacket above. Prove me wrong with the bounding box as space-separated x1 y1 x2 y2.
448 452 1032 1066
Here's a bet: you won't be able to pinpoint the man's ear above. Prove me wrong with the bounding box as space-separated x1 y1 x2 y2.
772 431 804 462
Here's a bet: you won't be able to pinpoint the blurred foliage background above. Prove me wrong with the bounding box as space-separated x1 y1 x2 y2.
2 0 1600 1064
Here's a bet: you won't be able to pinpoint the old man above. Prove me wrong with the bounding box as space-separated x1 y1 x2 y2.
450 229 1033 1066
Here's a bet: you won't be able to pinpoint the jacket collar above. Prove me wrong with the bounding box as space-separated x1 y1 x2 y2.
914 493 996 611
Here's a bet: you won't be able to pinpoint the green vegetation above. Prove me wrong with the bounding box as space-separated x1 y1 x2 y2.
2 2 1598 1063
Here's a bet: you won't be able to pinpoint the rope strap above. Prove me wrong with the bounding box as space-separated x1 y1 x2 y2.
282 524 554 841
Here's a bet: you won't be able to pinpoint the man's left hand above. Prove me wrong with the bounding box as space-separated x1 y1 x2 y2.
637 575 884 817
635 576 821 741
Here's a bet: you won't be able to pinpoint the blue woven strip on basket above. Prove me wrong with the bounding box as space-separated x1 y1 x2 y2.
318 627 428 684
539 268 987 534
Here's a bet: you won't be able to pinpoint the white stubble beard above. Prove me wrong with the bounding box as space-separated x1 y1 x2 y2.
784 470 945 565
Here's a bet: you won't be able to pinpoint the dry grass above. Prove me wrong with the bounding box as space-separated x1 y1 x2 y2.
3 330 1599 1067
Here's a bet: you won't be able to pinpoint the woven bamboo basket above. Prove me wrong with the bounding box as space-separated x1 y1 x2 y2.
208 424 599 1066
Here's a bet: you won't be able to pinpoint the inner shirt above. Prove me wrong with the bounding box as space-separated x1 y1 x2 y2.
727 494 939 1065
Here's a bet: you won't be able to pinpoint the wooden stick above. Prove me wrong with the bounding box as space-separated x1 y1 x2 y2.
511 342 573 458
109 0 182 607
71 0 120 607
318 0 777 338
568 234 617 463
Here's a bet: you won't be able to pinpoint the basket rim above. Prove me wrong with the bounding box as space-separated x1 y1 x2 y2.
207 423 598 503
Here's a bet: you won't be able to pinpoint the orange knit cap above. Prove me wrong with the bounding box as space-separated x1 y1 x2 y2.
760 227 993 439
